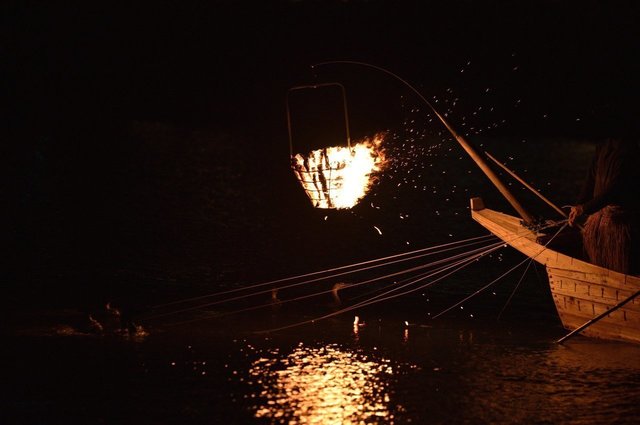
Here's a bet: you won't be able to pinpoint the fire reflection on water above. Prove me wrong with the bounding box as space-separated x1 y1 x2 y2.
248 343 394 424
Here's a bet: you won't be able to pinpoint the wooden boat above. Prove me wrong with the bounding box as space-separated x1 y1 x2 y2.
470 197 640 343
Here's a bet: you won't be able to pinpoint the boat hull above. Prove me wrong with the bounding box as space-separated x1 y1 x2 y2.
471 200 640 343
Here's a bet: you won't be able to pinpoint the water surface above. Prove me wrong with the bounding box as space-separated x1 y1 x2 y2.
5 309 640 424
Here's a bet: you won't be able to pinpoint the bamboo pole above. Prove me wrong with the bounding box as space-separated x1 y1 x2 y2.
313 61 535 224
431 110 536 224
485 151 567 219
485 151 585 231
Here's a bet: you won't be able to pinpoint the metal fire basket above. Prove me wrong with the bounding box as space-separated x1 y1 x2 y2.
286 83 352 208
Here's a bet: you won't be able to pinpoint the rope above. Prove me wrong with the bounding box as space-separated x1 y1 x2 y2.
153 220 568 329
431 222 568 319
496 259 534 321
253 220 571 333
341 244 506 312
151 234 496 309
492 219 570 320
255 241 506 333
140 235 496 321
146 239 504 324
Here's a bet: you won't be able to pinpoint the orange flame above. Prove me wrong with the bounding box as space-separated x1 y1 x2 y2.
292 133 386 209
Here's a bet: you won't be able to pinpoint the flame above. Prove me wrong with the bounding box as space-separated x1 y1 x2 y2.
292 133 387 209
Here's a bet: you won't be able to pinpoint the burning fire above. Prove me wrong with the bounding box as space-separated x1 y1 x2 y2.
292 133 386 209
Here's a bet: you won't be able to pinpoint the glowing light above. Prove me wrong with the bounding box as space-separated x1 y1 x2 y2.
292 133 386 209
249 344 393 423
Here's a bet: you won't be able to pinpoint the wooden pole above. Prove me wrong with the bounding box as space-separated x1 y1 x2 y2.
433 112 536 224
313 61 536 225
556 289 640 344
485 151 567 219
485 151 585 231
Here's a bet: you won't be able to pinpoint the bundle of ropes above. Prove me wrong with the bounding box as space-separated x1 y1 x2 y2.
140 220 568 332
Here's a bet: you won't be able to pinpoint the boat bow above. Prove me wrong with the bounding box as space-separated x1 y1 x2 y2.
470 197 640 343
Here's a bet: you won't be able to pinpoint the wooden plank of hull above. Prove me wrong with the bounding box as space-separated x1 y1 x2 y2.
471 206 640 343
552 299 640 342
548 271 640 309
548 270 640 342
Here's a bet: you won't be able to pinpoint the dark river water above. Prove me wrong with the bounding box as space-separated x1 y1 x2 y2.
4 307 640 424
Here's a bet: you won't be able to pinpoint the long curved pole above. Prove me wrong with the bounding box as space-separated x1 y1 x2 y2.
312 60 535 225
484 151 567 219
485 150 583 231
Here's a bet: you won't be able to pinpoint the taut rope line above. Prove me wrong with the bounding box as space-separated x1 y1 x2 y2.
141 236 496 321
151 234 495 309
145 239 503 324
256 241 506 333
432 222 569 319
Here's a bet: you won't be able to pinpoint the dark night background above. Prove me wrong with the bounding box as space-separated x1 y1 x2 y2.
4 1 639 314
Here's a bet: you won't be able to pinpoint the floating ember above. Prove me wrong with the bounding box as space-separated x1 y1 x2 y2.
292 133 386 209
